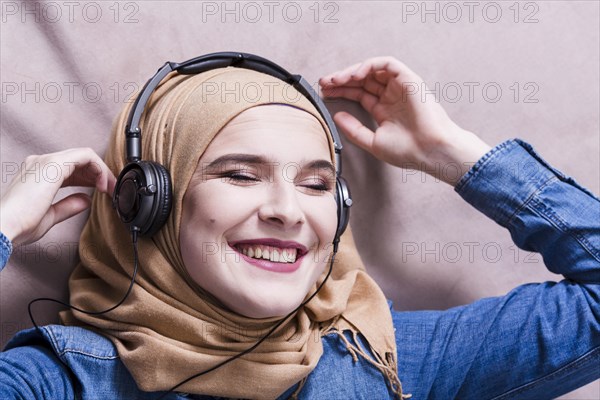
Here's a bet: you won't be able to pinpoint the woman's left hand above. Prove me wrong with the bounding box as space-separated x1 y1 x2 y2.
319 56 491 186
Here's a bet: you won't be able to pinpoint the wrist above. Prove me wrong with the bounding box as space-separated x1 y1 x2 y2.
420 129 492 187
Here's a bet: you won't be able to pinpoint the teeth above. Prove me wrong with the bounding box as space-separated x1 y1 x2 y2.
236 244 298 263
281 249 290 262
287 248 297 262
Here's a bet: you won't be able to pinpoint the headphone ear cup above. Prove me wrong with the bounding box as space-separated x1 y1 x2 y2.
144 161 172 237
334 176 352 243
112 161 172 237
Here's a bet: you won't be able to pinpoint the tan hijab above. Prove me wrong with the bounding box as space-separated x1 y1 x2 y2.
60 67 406 399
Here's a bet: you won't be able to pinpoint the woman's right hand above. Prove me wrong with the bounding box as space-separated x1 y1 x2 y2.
319 56 492 186
0 148 116 246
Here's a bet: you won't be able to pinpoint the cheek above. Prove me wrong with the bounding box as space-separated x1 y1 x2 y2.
180 184 230 258
305 196 338 246
183 183 247 227
180 184 260 262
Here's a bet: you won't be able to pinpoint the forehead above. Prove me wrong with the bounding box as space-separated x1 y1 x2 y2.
201 104 332 161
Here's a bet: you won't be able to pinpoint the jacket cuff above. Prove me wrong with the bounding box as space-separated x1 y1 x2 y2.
454 138 576 227
0 231 13 272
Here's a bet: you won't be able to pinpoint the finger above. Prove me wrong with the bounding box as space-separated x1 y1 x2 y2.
48 193 92 226
322 82 383 103
320 62 362 86
373 70 391 85
321 76 386 97
320 61 375 87
58 148 117 194
321 86 379 114
333 112 375 153
323 80 364 88
323 57 410 88
321 58 396 86
107 172 117 196
351 57 408 81
322 57 422 90
363 77 386 97
355 58 425 89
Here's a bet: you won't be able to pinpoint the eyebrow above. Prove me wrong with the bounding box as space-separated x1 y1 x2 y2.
202 153 336 176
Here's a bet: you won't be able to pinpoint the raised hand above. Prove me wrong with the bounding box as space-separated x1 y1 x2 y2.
319 56 491 186
0 148 116 246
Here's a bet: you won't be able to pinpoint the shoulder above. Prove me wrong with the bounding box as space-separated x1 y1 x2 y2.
1 336 76 398
3 324 398 399
1 325 142 399
4 324 118 359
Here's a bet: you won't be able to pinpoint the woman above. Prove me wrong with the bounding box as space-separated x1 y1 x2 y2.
0 56 598 399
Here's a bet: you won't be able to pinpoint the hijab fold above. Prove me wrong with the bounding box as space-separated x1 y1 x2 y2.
60 67 406 399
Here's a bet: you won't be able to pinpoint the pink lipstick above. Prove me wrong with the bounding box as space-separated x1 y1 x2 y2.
228 238 308 273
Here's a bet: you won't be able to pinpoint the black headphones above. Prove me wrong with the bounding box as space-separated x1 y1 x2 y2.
112 51 352 248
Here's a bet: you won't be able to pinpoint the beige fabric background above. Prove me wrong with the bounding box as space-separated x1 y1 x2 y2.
0 1 598 398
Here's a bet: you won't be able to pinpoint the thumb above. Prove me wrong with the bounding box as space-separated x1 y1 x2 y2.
10 193 93 246
333 111 375 153
49 193 93 226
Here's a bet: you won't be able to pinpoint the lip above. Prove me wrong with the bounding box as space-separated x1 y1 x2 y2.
228 238 309 274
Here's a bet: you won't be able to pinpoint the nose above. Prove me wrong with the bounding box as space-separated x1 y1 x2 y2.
258 181 306 230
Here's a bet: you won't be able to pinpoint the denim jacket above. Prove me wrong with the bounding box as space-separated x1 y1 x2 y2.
1 139 599 399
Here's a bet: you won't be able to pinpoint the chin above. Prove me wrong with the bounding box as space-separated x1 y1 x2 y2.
229 292 304 319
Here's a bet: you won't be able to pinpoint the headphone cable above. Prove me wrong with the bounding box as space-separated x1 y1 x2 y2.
27 229 139 373
27 230 337 398
155 245 338 399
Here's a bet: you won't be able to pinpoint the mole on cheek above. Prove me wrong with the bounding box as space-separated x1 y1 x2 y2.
210 219 216 224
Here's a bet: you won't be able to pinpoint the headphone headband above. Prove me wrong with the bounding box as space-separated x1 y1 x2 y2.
125 51 343 173
115 51 351 240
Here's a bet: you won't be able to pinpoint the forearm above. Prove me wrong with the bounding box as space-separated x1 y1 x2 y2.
395 141 600 397
394 282 600 399
455 138 600 282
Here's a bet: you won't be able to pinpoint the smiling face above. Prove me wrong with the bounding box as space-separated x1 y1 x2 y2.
179 104 338 318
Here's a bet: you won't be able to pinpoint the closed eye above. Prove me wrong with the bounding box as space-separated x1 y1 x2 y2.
299 178 333 193
222 172 259 183
222 171 333 193
303 183 330 192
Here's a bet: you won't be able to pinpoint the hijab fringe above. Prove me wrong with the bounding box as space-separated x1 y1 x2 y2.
322 326 411 400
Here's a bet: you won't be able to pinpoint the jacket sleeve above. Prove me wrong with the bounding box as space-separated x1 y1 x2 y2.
393 139 600 400
0 231 12 272
0 345 76 399
0 231 76 397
